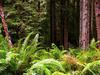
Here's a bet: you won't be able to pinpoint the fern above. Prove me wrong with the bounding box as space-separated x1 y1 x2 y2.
0 35 9 50
52 71 67 75
89 38 99 51
24 59 65 75
81 60 100 75
19 32 39 63
21 32 33 51
50 43 67 59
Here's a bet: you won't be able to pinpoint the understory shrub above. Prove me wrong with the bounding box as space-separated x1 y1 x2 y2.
0 34 99 75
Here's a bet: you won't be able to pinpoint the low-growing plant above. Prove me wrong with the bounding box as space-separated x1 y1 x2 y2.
24 59 65 75
81 60 100 75
0 33 100 75
52 71 67 75
0 33 40 75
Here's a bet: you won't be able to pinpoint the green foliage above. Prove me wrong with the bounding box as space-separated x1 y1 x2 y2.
0 50 18 74
0 33 40 74
24 59 65 75
0 35 9 50
19 32 39 61
0 0 49 46
89 38 100 51
76 39 100 63
52 71 67 75
49 43 67 59
0 0 100 75
0 33 99 75
15 33 40 73
81 60 100 75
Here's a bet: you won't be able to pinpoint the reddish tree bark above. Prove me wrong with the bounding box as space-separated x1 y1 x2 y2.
79 0 90 49
95 0 100 48
0 1 13 48
90 0 94 38
50 0 56 44
60 0 68 49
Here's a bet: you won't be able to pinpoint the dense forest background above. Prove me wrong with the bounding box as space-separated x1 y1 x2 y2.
0 0 49 47
0 0 80 48
1 0 100 49
0 0 100 75
1 0 100 50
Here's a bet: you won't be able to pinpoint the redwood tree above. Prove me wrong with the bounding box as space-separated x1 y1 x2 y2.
50 0 56 44
60 0 68 49
90 0 94 38
79 0 90 49
0 1 13 48
95 0 100 48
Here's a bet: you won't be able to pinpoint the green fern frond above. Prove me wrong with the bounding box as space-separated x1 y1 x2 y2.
89 38 100 51
21 32 33 51
25 59 65 75
81 60 100 75
52 71 67 75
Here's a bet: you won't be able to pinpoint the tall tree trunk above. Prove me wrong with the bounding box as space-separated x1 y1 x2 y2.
79 0 90 49
95 0 100 48
64 18 68 49
60 0 68 49
0 1 13 48
90 0 94 38
50 0 56 44
76 0 80 46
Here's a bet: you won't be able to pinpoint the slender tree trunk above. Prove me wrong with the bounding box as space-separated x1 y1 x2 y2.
90 0 94 38
64 18 68 49
60 0 68 49
50 0 56 44
79 0 90 49
95 0 100 48
60 0 64 46
76 0 80 46
0 1 13 48
63 0 68 49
